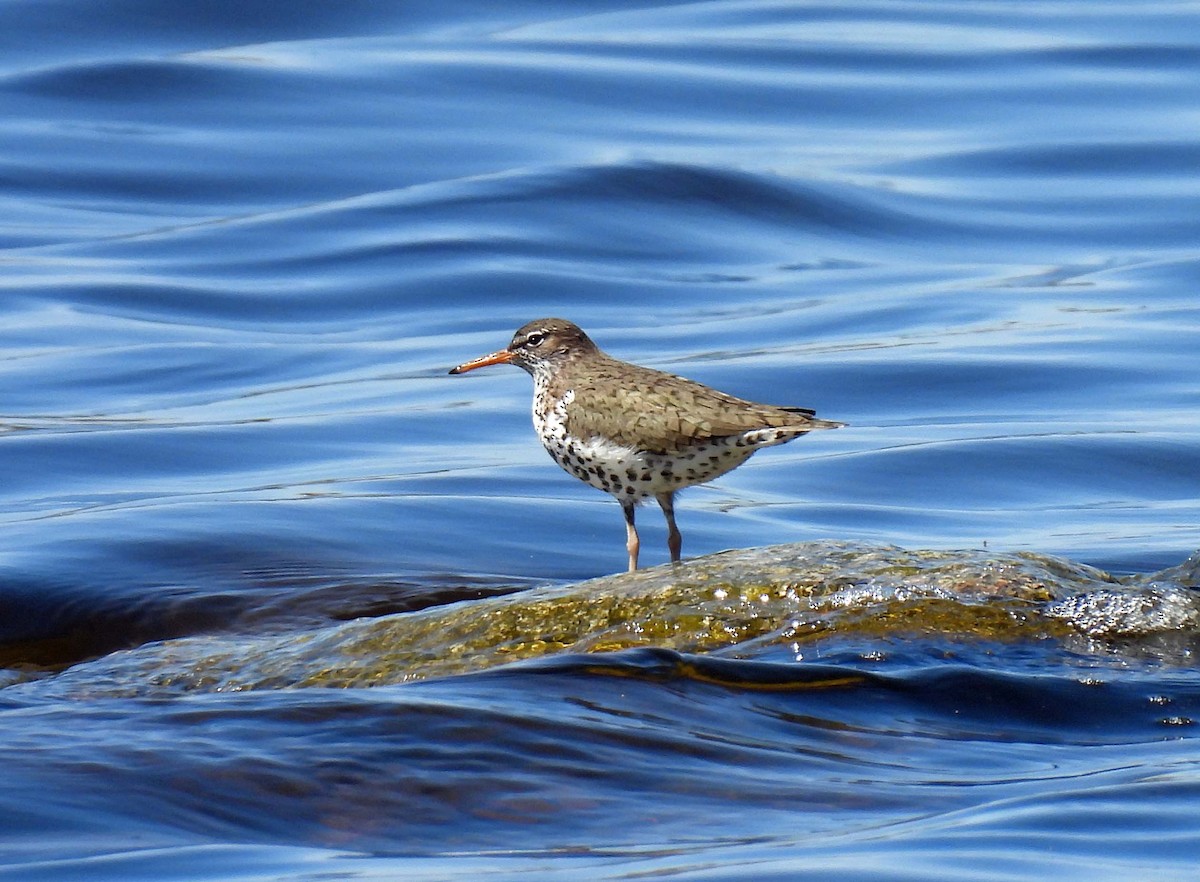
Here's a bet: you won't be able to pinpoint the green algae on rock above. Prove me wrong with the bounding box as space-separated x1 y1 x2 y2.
24 541 1200 699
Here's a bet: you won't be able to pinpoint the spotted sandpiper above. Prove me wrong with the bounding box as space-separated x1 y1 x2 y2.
449 318 843 572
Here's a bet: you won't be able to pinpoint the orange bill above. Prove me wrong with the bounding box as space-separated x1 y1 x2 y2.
448 348 514 374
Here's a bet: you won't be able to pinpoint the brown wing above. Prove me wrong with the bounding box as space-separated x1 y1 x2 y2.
564 358 834 454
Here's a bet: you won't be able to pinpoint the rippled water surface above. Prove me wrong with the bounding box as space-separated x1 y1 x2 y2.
2 1 1199 879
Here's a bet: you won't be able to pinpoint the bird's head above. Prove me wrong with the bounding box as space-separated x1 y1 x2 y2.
449 318 598 377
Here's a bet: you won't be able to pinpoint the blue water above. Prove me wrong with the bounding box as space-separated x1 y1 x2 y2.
2 1 1199 878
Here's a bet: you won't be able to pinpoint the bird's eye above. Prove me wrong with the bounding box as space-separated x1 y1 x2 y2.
525 332 546 347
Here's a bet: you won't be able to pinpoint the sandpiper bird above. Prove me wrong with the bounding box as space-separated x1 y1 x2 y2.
449 318 843 572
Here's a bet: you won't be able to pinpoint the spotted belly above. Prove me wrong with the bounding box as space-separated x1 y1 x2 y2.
541 432 756 501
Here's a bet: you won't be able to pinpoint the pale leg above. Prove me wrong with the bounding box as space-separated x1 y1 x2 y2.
622 500 639 572
656 492 681 563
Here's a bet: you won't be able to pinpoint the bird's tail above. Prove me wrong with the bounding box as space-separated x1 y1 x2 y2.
805 417 846 430
777 406 845 431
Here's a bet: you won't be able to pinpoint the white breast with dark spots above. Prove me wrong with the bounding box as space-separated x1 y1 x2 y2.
533 386 795 502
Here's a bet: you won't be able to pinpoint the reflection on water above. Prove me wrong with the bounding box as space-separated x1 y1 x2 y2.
1 0 1199 879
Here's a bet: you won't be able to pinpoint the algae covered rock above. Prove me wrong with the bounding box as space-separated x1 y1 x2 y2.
24 541 1198 699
